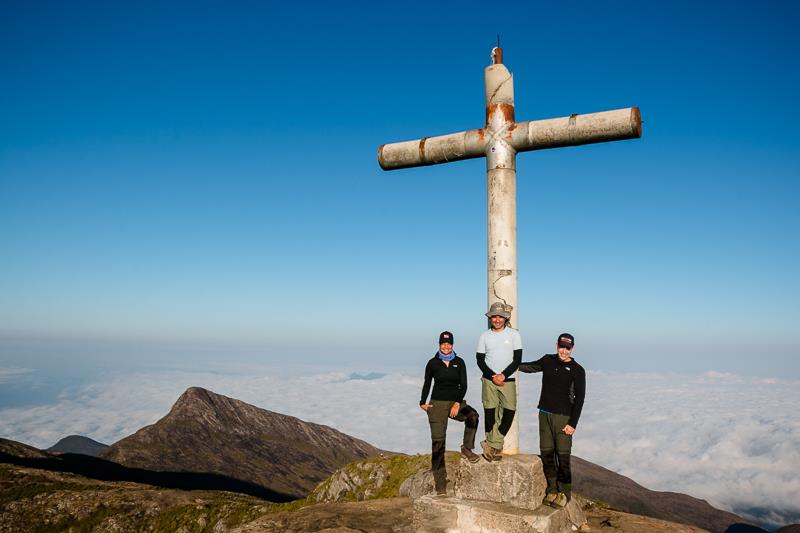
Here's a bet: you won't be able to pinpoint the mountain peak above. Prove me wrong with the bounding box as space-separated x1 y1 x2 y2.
104 388 385 497
47 435 109 457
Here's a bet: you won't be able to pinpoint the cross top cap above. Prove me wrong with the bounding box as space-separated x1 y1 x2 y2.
486 302 511 319
491 46 503 65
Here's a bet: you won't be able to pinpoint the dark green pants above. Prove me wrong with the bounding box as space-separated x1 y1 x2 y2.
538 411 573 496
427 401 479 492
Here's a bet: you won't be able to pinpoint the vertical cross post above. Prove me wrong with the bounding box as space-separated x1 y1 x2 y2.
378 48 641 453
485 48 521 451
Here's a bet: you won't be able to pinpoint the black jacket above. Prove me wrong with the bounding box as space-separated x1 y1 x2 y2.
420 354 468 404
519 354 586 428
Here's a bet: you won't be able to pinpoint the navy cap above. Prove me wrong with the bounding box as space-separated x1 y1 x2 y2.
439 331 454 345
557 333 574 349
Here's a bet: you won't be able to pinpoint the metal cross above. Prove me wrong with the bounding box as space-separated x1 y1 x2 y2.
378 47 641 453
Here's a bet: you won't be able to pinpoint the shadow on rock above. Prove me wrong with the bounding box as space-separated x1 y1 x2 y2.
0 451 298 502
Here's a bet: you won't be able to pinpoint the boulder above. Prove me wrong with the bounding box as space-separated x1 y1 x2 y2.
454 454 547 511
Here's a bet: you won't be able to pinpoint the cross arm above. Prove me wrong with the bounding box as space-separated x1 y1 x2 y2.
510 107 641 153
377 128 486 170
377 107 641 171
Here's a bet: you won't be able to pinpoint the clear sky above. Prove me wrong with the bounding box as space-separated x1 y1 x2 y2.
2 0 799 395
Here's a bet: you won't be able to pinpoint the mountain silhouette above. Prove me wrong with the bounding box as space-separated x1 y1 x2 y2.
103 386 384 497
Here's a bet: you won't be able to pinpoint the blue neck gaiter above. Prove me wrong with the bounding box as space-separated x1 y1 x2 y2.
437 350 456 362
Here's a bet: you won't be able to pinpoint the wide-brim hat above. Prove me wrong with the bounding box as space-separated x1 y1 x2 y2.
485 302 511 319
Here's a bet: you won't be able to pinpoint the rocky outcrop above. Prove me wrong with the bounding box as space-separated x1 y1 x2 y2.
103 387 384 498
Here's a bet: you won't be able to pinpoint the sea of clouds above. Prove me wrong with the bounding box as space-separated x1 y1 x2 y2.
1 367 798 529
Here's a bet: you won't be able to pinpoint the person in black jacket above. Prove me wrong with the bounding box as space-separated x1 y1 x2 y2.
518 333 586 508
420 331 481 495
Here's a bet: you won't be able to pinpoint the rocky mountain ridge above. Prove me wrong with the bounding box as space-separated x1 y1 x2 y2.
102 386 384 497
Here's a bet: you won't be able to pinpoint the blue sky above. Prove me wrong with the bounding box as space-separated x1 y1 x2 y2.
2 0 799 400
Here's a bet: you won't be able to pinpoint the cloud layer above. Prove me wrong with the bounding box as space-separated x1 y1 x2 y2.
1 368 797 528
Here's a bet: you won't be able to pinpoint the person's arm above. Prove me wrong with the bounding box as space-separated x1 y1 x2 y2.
420 360 433 405
518 355 546 373
500 349 522 378
458 358 467 403
476 352 494 379
567 366 586 429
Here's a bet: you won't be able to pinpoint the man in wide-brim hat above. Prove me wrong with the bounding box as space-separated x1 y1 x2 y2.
476 302 523 461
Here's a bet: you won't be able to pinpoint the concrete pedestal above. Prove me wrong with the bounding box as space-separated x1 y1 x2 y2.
409 454 586 532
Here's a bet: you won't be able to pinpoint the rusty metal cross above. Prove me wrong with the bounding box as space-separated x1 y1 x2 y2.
378 47 641 453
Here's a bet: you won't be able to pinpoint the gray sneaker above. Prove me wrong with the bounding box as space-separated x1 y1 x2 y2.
461 445 480 463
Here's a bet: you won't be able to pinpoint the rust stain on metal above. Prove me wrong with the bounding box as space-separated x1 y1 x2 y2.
486 103 516 127
499 103 515 124
418 137 427 160
377 144 386 169
631 107 643 138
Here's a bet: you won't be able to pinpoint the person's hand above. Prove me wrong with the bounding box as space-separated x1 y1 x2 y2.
449 402 460 418
420 404 432 412
562 425 575 436
492 374 506 386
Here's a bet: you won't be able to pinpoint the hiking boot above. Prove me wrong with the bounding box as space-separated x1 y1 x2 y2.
542 492 558 506
550 492 568 508
460 445 480 463
480 440 502 462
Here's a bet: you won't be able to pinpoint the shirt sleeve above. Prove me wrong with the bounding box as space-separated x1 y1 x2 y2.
476 352 493 379
512 330 522 350
458 358 467 402
568 365 586 428
476 332 487 354
420 360 433 405
500 348 522 378
518 355 546 373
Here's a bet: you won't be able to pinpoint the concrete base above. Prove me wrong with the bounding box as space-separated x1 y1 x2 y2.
454 455 547 511
413 495 585 533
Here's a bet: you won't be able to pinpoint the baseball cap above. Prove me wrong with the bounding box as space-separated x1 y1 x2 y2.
439 331 454 345
557 333 575 349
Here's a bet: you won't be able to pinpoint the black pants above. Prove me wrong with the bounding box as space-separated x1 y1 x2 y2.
538 411 573 495
428 401 479 492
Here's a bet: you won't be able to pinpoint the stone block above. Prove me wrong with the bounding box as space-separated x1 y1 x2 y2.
413 495 586 533
454 454 547 511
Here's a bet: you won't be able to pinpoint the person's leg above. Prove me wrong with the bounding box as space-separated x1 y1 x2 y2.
481 378 504 451
496 380 517 450
452 403 479 450
552 413 574 500
427 401 450 494
538 411 558 498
